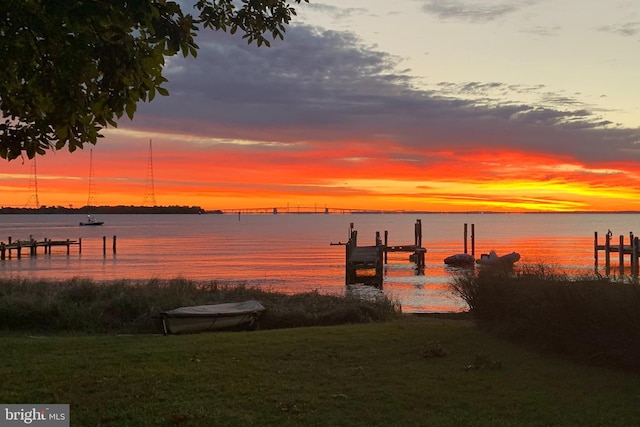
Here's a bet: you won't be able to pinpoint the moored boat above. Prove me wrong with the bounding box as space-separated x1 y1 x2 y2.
444 253 475 266
476 250 520 266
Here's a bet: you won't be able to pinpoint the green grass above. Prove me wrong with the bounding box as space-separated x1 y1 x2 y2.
3 317 640 426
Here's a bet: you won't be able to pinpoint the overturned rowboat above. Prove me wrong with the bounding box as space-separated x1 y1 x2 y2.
159 300 265 335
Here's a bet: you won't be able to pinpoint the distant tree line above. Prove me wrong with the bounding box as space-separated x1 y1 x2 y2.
0 206 221 214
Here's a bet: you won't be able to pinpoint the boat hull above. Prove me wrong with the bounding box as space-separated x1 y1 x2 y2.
444 253 475 266
476 251 521 266
159 300 265 334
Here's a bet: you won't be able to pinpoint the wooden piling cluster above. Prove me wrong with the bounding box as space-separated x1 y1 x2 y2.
340 220 427 288
594 231 640 277
0 236 117 260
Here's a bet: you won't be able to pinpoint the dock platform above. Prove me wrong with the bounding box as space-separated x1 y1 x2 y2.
337 220 427 288
0 235 117 260
594 231 640 277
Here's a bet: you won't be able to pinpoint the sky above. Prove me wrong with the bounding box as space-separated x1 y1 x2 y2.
3 0 640 212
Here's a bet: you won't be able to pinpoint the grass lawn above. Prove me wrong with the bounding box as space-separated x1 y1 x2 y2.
3 316 640 426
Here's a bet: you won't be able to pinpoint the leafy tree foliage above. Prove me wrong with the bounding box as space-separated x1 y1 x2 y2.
0 0 306 161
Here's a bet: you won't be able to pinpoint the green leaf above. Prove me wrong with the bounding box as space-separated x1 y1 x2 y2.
125 101 136 120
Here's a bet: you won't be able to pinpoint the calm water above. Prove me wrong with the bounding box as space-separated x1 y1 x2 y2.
0 213 638 312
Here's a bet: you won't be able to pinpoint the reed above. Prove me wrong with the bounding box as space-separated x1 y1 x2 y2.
0 277 400 334
450 264 640 371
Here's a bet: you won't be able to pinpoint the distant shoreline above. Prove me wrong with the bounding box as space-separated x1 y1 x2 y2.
0 206 212 215
1 207 639 215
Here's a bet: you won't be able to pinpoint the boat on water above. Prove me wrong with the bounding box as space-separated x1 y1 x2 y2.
444 253 475 266
79 215 104 226
476 250 520 266
159 300 266 335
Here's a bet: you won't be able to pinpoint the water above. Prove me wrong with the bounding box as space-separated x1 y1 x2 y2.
0 213 637 312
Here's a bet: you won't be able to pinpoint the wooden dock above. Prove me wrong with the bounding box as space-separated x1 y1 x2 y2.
594 231 640 277
0 236 117 260
334 220 427 288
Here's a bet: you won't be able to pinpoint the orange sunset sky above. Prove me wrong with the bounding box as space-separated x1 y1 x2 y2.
2 0 640 212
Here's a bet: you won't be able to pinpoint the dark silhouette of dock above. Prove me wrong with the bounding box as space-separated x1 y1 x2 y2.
332 220 427 288
594 231 640 277
0 236 117 260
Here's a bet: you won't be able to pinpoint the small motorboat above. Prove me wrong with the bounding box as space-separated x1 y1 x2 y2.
79 215 104 226
159 300 266 334
476 250 521 266
444 253 475 266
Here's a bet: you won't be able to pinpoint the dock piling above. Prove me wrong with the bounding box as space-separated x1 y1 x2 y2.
0 236 111 260
594 230 640 279
343 219 427 288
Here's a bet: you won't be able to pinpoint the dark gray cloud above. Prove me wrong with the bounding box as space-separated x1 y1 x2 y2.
129 24 640 163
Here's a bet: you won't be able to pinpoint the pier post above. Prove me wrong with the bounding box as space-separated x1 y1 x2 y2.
414 219 422 248
633 236 639 280
471 224 475 257
345 228 357 285
78 238 82 254
619 235 625 277
66 239 71 255
8 237 11 259
103 236 107 256
376 231 383 284
464 223 468 254
594 231 598 270
17 240 22 259
0 243 4 260
384 231 388 264
605 233 611 274
113 235 117 254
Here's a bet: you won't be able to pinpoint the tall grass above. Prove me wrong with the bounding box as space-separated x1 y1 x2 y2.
450 264 640 371
0 278 400 334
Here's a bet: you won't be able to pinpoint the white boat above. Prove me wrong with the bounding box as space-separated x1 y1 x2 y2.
159 300 265 334
444 253 475 266
79 215 104 226
476 250 520 266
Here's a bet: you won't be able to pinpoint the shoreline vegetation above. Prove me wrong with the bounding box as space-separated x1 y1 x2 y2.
3 206 640 214
3 271 640 424
0 205 211 214
2 270 639 371
0 278 401 334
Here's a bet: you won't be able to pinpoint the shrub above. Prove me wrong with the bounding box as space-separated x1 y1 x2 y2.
0 278 401 335
449 266 640 371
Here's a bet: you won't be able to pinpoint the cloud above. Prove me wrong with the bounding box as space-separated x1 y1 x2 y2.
598 21 640 37
127 24 640 167
520 25 561 37
420 0 535 23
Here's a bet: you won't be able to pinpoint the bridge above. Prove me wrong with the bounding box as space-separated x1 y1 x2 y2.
214 206 412 215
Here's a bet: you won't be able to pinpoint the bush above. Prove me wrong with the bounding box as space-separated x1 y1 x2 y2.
0 278 401 335
450 265 640 371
